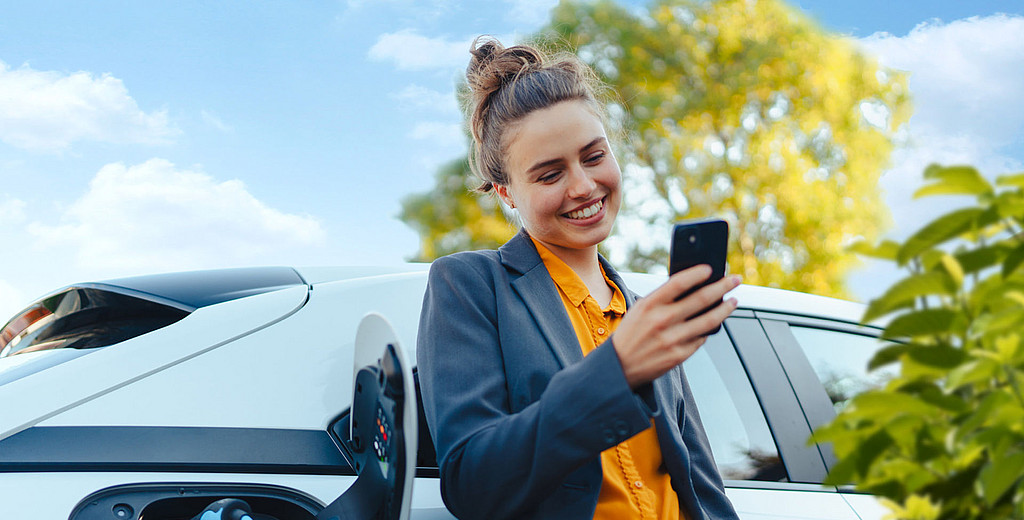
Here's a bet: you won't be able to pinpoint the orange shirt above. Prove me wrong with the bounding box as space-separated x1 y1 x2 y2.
532 238 682 520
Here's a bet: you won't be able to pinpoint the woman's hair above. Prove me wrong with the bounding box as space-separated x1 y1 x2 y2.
464 36 606 193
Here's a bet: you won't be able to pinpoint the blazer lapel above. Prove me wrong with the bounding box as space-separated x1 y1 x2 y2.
499 230 583 368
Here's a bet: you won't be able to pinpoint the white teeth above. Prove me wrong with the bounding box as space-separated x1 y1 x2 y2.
566 200 603 220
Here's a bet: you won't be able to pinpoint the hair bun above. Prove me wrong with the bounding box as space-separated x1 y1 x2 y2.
467 36 543 100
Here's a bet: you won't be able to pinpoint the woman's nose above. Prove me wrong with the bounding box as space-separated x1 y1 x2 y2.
566 165 596 198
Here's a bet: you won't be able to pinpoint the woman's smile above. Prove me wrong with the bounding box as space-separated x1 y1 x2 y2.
563 197 605 221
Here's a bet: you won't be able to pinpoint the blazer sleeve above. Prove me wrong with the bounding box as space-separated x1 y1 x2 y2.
416 254 656 520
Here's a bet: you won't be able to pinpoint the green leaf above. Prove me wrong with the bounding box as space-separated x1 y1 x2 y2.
979 451 1024 506
940 254 965 287
915 164 993 198
947 358 1000 390
852 391 941 417
914 382 968 413
956 243 1009 274
897 207 988 264
906 344 967 370
847 239 900 261
977 307 1024 337
995 172 1024 189
823 428 895 484
868 343 912 370
882 308 959 339
1002 242 1024 278
863 272 956 323
994 190 1024 219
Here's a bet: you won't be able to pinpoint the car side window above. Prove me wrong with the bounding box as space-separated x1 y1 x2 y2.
788 326 897 412
683 330 786 481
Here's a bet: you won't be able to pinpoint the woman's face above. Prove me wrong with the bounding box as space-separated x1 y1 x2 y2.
496 100 622 259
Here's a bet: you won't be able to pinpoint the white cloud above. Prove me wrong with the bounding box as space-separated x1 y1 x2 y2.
0 279 26 325
0 196 26 225
860 14 1024 147
368 30 473 71
846 14 1024 301
200 110 233 133
0 198 31 319
28 159 326 273
392 84 459 114
410 121 464 148
0 60 178 152
854 14 1024 239
503 0 559 26
341 0 453 22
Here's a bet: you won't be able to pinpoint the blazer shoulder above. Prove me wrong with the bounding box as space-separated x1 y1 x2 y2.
427 249 505 286
430 249 501 271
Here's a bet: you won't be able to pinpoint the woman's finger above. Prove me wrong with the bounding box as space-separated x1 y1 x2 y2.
645 265 714 305
665 296 739 344
668 274 741 318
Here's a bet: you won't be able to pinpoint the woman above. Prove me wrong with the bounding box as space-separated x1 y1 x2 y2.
416 37 741 520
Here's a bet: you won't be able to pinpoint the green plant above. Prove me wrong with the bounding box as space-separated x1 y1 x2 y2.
815 164 1024 519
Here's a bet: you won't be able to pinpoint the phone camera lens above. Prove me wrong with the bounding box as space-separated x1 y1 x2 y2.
688 234 697 244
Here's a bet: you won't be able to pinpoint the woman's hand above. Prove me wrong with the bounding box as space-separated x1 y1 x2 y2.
612 265 741 389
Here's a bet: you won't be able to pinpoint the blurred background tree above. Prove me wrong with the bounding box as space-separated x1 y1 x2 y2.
400 0 910 298
399 156 514 261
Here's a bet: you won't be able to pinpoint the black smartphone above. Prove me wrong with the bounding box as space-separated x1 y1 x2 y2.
669 218 729 334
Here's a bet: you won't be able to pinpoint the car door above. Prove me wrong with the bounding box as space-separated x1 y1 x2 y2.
678 313 869 519
755 312 893 520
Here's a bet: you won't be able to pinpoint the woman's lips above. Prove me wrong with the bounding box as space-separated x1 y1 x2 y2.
563 198 604 220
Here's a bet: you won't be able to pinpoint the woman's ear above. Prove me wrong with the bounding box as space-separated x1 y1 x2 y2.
494 184 516 209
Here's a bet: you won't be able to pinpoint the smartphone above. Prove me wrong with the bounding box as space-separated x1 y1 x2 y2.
669 218 729 334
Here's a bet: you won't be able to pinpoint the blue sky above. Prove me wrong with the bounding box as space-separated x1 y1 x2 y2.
1 0 1023 318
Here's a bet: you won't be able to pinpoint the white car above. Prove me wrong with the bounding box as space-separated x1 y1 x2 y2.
0 266 889 519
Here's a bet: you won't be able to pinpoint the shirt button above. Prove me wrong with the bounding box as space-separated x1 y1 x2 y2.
597 327 606 335
633 480 643 488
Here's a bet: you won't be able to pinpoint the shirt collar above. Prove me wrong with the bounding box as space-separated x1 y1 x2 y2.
531 237 626 314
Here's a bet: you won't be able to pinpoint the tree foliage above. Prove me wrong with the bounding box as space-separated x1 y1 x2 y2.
815 164 1024 519
399 156 514 261
400 0 910 298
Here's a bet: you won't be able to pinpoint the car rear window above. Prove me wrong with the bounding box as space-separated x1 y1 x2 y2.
1 267 307 386
1 287 189 358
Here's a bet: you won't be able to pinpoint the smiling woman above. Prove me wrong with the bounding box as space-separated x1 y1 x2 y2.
415 36 741 520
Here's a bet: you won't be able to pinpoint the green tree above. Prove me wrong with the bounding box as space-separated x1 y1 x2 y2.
815 164 1024 519
401 0 910 298
399 156 515 261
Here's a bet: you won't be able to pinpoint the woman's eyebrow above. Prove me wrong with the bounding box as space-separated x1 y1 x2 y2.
580 136 607 152
527 157 562 174
526 137 608 174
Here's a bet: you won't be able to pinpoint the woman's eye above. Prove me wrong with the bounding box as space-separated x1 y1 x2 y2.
538 171 561 183
584 152 606 165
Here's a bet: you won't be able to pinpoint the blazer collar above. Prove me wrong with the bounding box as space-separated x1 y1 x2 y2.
497 229 637 368
497 229 539 275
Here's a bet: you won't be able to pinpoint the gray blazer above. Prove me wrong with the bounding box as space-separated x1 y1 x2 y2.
417 230 738 520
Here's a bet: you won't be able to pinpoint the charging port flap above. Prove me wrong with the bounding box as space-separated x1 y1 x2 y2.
318 313 417 520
